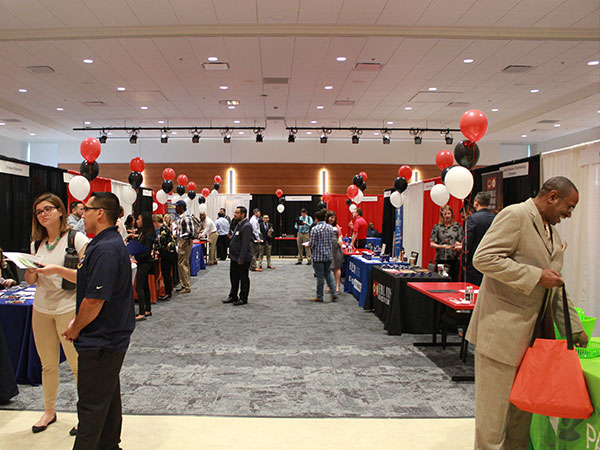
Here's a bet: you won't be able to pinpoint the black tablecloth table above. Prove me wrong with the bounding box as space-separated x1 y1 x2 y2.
0 324 18 402
369 267 447 335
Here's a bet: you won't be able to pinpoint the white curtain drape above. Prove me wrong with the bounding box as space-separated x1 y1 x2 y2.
205 194 252 220
111 180 133 219
402 181 424 264
542 141 600 333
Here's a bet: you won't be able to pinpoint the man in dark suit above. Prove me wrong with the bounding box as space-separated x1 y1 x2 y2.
223 206 254 306
259 214 275 269
464 191 496 286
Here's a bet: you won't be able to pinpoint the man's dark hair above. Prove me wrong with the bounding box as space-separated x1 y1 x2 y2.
237 206 247 217
220 208 226 212
300 208 307 214
315 209 328 222
253 208 260 215
473 192 491 207
218 211 224 218
89 192 120 225
538 176 578 198
70 201 83 213
356 208 363 216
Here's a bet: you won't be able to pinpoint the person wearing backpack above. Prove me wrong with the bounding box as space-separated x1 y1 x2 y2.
175 200 194 294
25 193 89 435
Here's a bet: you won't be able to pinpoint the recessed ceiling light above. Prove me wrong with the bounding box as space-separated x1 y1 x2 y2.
29 133 35 136
306 131 312 135
310 120 317 124
228 105 236 109
587 60 599 66
491 108 499 112
428 87 437 91
336 56 347 62
18 88 27 93
234 120 241 124
140 106 148 110
117 87 126 91
316 105 324 110
324 85 334 90
56 107 64 111
158 120 165 124
521 134 528 138
554 123 561 127
530 89 540 93
238 131 244 135
83 59 94 64
219 85 229 90
0 122 5 126
404 107 412 111
84 121 91 125
208 56 218 61
463 59 474 64
387 121 394 125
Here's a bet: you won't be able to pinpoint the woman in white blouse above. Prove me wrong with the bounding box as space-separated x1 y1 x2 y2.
25 193 89 435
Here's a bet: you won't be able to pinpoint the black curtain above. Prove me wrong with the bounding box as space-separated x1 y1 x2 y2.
249 194 322 237
472 154 540 207
0 155 68 253
380 189 395 254
134 188 153 217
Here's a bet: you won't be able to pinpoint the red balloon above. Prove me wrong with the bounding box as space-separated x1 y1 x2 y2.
359 171 368 182
201 187 211 198
80 137 101 163
436 150 454 170
130 157 145 173
275 189 283 198
460 109 488 142
177 174 188 186
187 181 197 192
162 168 175 181
347 184 359 199
214 175 222 184
398 165 412 181
322 192 332 203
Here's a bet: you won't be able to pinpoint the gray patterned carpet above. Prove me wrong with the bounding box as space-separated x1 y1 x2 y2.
3 259 474 418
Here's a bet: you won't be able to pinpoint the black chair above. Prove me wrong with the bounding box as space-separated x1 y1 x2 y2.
440 309 471 363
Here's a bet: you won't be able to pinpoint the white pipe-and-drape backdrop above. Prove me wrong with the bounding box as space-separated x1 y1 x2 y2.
542 140 600 333
401 181 424 264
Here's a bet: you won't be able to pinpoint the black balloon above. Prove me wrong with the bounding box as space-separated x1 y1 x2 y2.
161 179 174 194
317 202 327 210
176 184 185 195
441 166 452 183
454 140 480 169
79 160 99 181
345 198 352 206
213 182 220 191
352 174 364 187
187 190 196 200
360 182 367 192
394 176 408 194
279 197 285 204
128 171 143 189
198 196 206 204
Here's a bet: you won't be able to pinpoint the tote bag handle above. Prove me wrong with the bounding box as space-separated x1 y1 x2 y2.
529 285 573 350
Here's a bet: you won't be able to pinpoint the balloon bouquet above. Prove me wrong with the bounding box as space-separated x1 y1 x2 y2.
69 138 102 201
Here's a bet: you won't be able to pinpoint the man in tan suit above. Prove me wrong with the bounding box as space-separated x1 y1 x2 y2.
466 176 588 449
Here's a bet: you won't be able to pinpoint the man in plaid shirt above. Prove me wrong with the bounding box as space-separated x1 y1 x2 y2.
175 200 194 294
309 209 338 302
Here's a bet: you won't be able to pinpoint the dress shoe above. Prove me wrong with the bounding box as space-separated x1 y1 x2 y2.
176 287 185 292
222 297 237 304
295 261 302 265
251 268 262 272
331 294 338 302
179 289 191 294
69 427 78 436
158 294 172 301
135 315 146 322
232 299 248 306
32 414 57 433
306 260 312 265
267 265 275 269
309 298 323 302
144 311 152 317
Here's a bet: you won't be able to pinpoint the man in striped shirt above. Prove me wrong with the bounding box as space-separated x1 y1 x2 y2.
175 200 194 294
309 209 338 303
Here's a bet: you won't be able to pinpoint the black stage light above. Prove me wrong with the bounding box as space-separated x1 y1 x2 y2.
382 134 390 144
320 133 328 144
414 136 422 145
256 133 263 143
352 134 359 144
288 133 295 143
99 135 107 144
223 134 231 143
192 134 200 143
445 133 453 145
129 134 137 144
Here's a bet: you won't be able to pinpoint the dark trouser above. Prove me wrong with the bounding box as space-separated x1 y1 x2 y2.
172 253 179 287
229 260 251 301
74 349 126 450
437 259 461 282
313 260 336 299
217 234 229 260
356 238 367 249
160 252 176 295
135 263 152 315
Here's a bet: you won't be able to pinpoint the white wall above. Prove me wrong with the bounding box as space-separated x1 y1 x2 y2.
535 127 600 154
29 142 59 167
0 135 25 160
498 144 530 162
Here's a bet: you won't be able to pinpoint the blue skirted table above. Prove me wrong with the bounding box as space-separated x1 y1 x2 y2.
343 255 386 308
190 243 206 276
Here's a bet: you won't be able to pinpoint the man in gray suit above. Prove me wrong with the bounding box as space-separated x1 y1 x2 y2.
466 176 588 449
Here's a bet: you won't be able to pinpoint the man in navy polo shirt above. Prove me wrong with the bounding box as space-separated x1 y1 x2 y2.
62 191 135 450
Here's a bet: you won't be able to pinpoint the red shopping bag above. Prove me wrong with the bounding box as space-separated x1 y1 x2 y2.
509 286 593 419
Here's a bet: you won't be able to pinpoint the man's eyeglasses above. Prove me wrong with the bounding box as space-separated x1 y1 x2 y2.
83 206 104 212
35 205 58 216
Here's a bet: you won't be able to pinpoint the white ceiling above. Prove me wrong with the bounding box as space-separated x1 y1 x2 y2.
0 0 598 145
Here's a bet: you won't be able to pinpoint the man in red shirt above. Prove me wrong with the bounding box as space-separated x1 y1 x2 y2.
351 208 368 249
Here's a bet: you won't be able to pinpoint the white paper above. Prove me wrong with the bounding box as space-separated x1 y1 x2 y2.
3 252 43 269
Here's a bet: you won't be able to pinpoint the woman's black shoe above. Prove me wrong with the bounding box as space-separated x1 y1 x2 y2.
32 414 57 433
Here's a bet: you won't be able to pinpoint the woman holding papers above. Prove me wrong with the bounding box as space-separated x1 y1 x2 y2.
133 212 156 321
25 193 88 435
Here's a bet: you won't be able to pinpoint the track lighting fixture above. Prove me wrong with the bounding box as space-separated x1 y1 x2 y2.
288 128 297 143
129 128 139 144
98 129 107 144
351 128 362 144
410 128 422 145
444 130 453 145
382 129 390 144
222 128 231 144
320 128 331 144
160 128 169 144
191 128 201 143
254 128 263 143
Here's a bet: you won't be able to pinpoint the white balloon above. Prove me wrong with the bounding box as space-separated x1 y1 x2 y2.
277 204 285 213
121 185 137 205
171 194 181 204
390 191 404 208
353 190 364 204
349 204 357 213
68 175 90 201
152 202 158 212
184 197 192 210
156 190 168 204
430 184 450 207
210 189 218 196
445 166 474 200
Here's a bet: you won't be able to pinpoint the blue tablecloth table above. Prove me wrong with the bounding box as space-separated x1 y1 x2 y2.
343 255 386 308
190 243 206 276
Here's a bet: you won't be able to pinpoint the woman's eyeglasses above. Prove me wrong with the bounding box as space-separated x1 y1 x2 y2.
35 205 58 216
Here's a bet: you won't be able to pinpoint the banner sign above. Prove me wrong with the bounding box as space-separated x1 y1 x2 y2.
142 188 153 197
482 170 503 212
501 162 529 178
393 206 404 258
361 196 378 202
284 196 312 201
0 160 29 177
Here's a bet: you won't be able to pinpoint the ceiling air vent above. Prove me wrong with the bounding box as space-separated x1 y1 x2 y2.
447 101 469 107
537 119 560 124
263 77 289 85
334 99 356 106
266 116 285 121
202 62 230 71
502 65 534 74
0 118 21 123
83 101 106 107
354 63 383 72
26 65 55 74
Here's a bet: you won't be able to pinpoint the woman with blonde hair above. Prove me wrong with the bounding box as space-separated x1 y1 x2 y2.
25 193 88 434
430 204 464 281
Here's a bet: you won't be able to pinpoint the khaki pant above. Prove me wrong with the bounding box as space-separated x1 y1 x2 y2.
297 232 311 262
177 238 193 290
259 242 272 267
207 231 218 264
32 309 78 411
474 351 531 450
250 242 260 269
